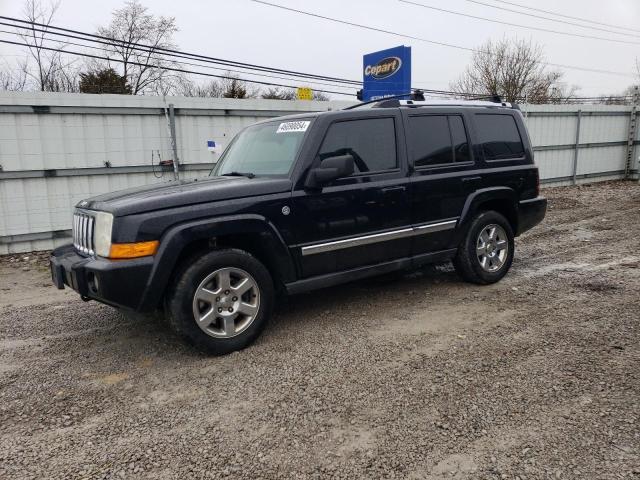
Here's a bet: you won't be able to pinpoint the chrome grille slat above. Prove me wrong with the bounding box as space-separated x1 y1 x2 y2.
87 216 94 254
83 216 89 254
73 211 95 256
83 215 87 253
80 215 86 253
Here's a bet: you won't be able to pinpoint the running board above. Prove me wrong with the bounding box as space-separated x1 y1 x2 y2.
285 249 457 295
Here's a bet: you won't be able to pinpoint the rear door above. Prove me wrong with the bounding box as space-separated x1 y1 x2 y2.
404 110 482 255
290 110 411 278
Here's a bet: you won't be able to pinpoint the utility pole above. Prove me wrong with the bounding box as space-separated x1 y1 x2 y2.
626 85 638 181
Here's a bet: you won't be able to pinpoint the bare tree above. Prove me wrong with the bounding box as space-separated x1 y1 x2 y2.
596 60 640 106
0 62 28 91
17 0 78 92
178 78 225 98
312 91 329 101
450 38 578 104
261 87 296 100
97 0 181 95
179 73 259 98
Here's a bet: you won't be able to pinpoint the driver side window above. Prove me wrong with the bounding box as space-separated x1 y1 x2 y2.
318 118 397 174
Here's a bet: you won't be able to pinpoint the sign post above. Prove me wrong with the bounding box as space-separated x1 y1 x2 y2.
362 45 411 101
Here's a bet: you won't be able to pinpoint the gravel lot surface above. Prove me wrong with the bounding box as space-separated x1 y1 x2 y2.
0 180 639 479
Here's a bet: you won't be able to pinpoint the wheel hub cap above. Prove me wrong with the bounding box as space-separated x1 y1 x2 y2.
192 267 260 339
476 224 508 272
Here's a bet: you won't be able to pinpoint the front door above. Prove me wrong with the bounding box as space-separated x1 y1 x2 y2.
290 113 411 278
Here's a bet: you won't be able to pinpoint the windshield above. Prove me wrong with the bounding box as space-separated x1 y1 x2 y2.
212 119 311 177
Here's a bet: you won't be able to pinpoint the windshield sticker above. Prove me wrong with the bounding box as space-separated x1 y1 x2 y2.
276 121 310 133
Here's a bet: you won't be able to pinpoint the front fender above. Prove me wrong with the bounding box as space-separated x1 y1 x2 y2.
137 214 295 311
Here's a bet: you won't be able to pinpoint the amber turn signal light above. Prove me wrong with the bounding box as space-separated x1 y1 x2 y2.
108 240 159 259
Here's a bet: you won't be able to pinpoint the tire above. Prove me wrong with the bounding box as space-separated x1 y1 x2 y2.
453 210 515 285
165 248 274 355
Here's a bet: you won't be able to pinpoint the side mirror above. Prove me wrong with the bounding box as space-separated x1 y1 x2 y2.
304 154 355 189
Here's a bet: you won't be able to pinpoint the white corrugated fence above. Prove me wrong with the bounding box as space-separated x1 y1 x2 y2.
0 92 638 254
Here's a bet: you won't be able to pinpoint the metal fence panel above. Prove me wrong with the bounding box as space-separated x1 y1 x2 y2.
0 92 637 254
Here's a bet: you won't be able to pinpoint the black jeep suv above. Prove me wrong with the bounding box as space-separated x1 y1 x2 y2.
51 99 546 354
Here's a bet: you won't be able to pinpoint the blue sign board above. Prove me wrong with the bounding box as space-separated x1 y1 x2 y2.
362 45 411 101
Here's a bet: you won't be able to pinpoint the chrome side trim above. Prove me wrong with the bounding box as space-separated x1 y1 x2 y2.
302 228 414 256
301 219 457 256
413 219 458 234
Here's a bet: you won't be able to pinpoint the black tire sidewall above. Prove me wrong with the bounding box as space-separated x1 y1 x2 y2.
166 249 274 355
464 211 515 284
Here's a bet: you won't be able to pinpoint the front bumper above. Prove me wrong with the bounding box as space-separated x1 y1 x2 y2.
517 196 547 235
50 244 154 311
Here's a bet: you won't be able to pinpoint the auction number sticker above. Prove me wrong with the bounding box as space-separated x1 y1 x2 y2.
276 121 310 133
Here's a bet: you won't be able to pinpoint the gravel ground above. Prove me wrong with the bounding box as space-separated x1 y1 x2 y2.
0 180 639 479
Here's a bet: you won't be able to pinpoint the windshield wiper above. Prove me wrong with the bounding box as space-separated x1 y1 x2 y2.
220 171 256 179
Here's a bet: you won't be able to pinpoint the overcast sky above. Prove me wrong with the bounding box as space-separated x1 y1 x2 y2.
1 0 639 97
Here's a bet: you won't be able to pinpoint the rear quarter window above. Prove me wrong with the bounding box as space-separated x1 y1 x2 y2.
474 114 525 161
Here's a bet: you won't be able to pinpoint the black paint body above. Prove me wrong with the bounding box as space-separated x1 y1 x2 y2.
51 104 547 311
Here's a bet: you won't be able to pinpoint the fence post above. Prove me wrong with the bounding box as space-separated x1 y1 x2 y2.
572 109 582 185
169 103 180 181
625 86 639 181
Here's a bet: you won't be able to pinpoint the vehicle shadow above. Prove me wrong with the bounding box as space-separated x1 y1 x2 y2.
270 262 460 327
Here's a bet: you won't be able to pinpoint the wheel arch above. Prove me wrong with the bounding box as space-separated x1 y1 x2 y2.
137 214 296 311
456 188 518 245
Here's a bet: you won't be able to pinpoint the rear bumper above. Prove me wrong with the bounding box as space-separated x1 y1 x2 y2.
516 197 547 235
50 244 154 311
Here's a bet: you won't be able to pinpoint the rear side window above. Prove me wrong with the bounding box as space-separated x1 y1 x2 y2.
475 114 525 160
319 118 397 174
408 115 470 167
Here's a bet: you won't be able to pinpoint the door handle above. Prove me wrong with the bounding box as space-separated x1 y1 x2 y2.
381 186 407 194
461 176 482 183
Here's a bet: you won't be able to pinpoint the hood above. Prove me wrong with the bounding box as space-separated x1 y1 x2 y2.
79 176 292 216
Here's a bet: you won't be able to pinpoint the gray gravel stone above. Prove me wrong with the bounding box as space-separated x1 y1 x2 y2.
0 181 639 479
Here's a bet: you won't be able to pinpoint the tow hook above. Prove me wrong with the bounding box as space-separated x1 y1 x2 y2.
81 295 93 302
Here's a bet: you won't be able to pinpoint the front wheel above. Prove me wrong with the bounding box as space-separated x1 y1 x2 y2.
453 211 515 284
165 249 274 355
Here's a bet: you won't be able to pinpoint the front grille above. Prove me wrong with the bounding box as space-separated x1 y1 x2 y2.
73 211 95 255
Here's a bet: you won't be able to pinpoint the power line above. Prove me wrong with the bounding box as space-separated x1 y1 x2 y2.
2 19 468 95
0 38 356 96
0 15 363 87
0 26 357 93
460 0 640 39
0 17 483 98
398 0 640 46
1 14 633 103
249 1 636 78
486 0 640 34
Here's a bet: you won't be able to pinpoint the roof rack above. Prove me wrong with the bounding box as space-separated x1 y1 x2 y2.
374 99 513 109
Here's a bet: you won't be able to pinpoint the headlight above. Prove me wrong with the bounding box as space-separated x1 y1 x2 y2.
94 211 114 258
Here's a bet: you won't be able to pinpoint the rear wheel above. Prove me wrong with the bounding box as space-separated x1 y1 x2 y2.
454 211 514 284
165 249 274 355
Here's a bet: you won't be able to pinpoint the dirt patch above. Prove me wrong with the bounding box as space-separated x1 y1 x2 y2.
0 180 639 479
